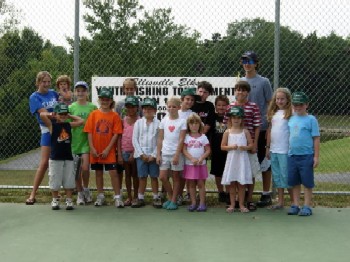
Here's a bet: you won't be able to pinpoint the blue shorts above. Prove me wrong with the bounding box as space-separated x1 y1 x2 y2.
91 163 117 171
288 154 314 188
136 158 159 178
40 132 51 146
270 153 290 188
122 152 133 162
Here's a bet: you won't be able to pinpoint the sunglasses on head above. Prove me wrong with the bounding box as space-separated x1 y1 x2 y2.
242 59 256 65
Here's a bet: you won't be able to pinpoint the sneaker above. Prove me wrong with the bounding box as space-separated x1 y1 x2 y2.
131 198 145 208
94 194 105 207
187 204 197 212
84 189 93 203
153 197 162 208
51 198 60 210
183 193 190 202
256 194 272 207
162 200 171 209
66 199 74 210
176 195 183 206
115 198 124 208
76 192 85 205
166 201 178 210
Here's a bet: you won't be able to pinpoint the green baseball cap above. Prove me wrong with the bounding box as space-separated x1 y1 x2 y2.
54 103 69 114
141 97 157 109
227 106 244 118
125 95 139 106
180 88 200 101
98 88 113 99
292 91 308 104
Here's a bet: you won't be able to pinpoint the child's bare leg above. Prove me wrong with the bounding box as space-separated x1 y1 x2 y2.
246 178 255 202
124 164 132 200
95 170 104 194
81 154 90 188
131 162 139 199
171 171 180 203
139 177 147 195
303 187 313 206
160 170 173 200
277 188 284 206
287 188 293 205
238 183 246 209
228 183 237 209
150 177 159 195
52 190 59 199
109 169 121 196
292 184 301 206
188 180 196 206
197 179 206 206
215 177 224 192
65 189 73 199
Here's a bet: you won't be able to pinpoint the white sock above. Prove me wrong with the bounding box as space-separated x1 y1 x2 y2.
138 193 144 200
153 194 158 199
262 191 270 195
114 195 121 200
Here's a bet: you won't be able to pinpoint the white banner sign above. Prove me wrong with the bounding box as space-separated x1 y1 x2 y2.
92 77 237 119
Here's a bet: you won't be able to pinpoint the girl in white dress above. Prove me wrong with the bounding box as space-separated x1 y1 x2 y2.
221 106 253 213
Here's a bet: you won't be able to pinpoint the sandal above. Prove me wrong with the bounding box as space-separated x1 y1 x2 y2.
187 204 197 212
240 207 250 213
124 198 132 206
226 207 235 213
162 200 171 209
298 205 313 216
287 205 300 215
25 198 36 205
268 204 284 210
166 201 178 210
197 204 207 212
247 201 257 211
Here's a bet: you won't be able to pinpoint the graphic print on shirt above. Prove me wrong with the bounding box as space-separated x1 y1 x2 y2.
168 125 175 132
187 139 203 149
215 120 226 134
96 119 112 135
57 128 70 143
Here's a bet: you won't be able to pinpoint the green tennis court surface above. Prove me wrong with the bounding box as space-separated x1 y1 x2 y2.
1 203 349 262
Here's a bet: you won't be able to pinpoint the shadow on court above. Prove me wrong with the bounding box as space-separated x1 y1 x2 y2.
1 203 349 262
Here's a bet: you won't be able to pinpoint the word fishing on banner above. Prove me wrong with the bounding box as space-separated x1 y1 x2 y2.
92 77 238 120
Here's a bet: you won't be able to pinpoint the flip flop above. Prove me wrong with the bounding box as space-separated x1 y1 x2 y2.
25 198 36 205
124 198 132 206
226 207 235 213
268 204 284 210
240 207 250 213
166 202 178 210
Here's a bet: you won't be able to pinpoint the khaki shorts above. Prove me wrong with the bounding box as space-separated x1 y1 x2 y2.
49 160 75 190
159 154 184 172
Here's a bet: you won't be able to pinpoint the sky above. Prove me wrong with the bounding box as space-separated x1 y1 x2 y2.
9 0 350 50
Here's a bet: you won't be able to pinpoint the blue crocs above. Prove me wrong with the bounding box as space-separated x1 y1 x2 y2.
298 205 313 216
166 201 178 210
162 200 171 209
287 205 300 215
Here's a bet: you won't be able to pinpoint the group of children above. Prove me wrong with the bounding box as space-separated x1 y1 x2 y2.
29 70 320 217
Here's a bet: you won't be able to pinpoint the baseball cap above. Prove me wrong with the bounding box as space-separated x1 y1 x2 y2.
141 97 157 109
227 106 244 117
74 81 89 91
180 88 200 101
292 91 308 104
98 88 113 99
54 103 69 114
125 96 139 106
241 51 259 62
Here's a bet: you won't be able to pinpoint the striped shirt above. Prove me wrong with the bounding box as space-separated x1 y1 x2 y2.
132 117 160 158
224 101 262 140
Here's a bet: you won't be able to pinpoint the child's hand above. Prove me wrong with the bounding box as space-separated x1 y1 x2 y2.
141 154 148 162
91 148 98 158
156 156 161 165
238 146 246 151
313 157 319 168
266 149 270 160
128 154 134 163
117 154 123 165
231 144 238 150
172 155 179 165
191 158 199 165
148 156 155 162
100 148 110 159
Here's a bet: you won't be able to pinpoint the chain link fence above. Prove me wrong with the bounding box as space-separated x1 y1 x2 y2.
0 0 349 195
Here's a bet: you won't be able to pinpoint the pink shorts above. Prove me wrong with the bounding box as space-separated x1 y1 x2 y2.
183 165 208 180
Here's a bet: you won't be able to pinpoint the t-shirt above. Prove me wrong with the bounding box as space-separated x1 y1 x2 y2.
69 102 98 154
191 101 215 139
184 134 209 165
242 74 272 131
211 113 227 155
50 122 73 161
29 89 59 133
270 110 289 154
159 117 187 155
288 114 320 155
84 110 123 164
121 116 139 152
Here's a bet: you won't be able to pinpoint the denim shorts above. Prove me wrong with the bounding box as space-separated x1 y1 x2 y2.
122 152 133 162
271 153 290 188
136 158 159 178
288 154 315 188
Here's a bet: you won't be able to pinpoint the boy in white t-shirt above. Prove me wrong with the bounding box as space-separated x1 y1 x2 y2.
157 97 187 210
